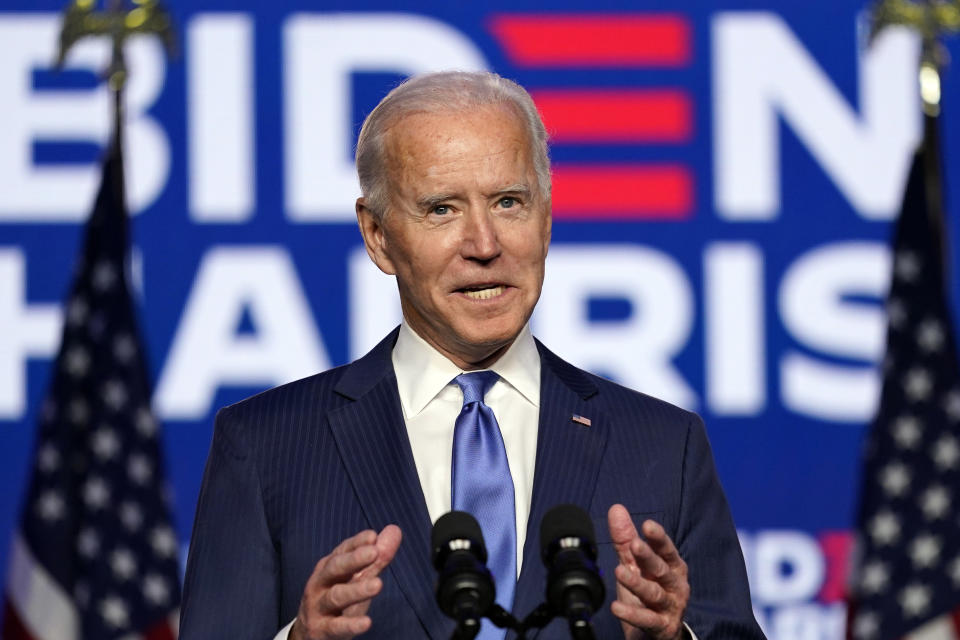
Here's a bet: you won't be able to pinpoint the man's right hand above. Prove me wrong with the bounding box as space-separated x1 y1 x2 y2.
290 525 402 640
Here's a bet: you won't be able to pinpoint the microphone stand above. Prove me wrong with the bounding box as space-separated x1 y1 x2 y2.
473 601 595 640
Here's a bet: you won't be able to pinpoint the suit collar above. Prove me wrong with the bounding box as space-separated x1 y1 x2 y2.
333 328 399 400
535 339 599 401
335 327 596 404
392 322 542 418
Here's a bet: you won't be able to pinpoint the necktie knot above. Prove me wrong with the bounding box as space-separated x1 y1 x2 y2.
455 370 500 406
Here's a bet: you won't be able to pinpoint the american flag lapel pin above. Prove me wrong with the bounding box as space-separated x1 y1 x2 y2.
571 414 592 427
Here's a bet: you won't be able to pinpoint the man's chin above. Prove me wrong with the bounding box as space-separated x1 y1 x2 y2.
449 327 523 367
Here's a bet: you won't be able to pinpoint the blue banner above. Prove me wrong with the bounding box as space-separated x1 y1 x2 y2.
2 1 959 636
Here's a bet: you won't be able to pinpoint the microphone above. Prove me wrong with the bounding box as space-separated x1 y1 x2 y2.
432 511 496 640
540 504 606 640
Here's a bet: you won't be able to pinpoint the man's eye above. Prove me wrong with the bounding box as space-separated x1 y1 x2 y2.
498 197 517 209
432 205 451 215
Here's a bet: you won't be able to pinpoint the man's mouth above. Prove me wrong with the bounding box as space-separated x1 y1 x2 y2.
460 285 506 300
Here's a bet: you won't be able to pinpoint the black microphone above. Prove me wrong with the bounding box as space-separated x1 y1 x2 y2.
540 504 606 640
432 511 496 640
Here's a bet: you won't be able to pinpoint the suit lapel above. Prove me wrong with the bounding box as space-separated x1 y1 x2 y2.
512 345 609 635
327 330 449 640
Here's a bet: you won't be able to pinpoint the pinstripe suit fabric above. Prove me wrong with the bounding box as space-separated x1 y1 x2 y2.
179 329 765 639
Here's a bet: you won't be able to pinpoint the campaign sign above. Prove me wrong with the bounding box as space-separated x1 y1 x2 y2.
2 1 959 637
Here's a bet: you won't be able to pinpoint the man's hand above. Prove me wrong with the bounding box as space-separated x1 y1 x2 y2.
608 504 690 640
290 525 402 640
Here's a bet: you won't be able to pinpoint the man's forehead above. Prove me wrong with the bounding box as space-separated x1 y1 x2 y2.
385 104 526 147
383 106 532 179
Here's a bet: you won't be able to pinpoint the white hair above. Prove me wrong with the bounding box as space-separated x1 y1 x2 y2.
355 70 551 219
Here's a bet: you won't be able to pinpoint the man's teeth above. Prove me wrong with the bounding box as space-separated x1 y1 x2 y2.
464 286 505 300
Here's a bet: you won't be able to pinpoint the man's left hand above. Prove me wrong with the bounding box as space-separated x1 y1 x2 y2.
608 504 690 640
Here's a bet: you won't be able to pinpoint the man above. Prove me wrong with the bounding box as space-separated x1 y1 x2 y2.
180 71 764 640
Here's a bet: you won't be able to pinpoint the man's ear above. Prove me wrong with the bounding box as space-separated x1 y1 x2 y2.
356 198 397 275
541 202 553 256
544 208 552 254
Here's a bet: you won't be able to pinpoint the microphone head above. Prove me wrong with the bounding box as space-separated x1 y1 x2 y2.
539 504 606 619
432 510 488 568
540 504 597 562
431 511 496 621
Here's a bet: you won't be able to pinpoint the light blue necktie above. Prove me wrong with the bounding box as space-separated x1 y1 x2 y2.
451 371 516 640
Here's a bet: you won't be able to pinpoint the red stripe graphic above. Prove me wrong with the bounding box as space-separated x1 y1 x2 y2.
489 14 691 67
551 165 693 219
533 89 692 143
816 531 853 603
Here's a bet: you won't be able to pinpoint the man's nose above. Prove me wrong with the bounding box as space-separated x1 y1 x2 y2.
461 208 501 262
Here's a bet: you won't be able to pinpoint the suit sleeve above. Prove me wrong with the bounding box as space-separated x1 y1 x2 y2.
179 407 281 640
676 414 766 639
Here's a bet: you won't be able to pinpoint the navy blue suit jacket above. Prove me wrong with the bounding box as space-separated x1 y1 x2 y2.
180 330 764 639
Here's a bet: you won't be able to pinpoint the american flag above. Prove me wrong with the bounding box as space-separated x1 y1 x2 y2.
2 140 181 640
847 123 960 638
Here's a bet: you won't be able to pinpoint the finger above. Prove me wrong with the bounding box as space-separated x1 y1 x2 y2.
317 544 379 587
319 577 383 615
642 520 685 572
615 564 672 611
370 525 403 575
610 599 677 638
306 530 378 588
330 529 378 556
626 534 675 586
607 504 640 569
630 535 689 593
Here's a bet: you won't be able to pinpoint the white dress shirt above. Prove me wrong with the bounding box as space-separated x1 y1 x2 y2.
392 321 540 573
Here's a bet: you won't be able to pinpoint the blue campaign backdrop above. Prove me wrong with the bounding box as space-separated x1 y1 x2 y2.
2 0 959 634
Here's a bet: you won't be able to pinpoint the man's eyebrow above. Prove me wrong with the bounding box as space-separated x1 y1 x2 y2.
493 184 532 197
416 185 532 209
416 193 456 209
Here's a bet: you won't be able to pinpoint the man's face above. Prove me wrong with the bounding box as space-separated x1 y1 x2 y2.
357 104 551 369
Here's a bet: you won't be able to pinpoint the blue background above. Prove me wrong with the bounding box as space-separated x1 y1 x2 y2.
2 0 959 630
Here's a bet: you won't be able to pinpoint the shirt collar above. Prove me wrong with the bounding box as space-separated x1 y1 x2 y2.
392 322 541 419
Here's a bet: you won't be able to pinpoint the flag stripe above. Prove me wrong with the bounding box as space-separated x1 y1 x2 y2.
533 89 693 143
903 610 960 640
6 533 78 640
2 600 38 640
144 615 178 640
551 164 693 218
489 14 691 67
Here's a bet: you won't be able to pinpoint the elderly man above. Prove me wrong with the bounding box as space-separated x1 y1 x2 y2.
180 71 764 640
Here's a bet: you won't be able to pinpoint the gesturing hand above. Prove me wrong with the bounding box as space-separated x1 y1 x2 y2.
608 504 690 640
290 525 402 640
